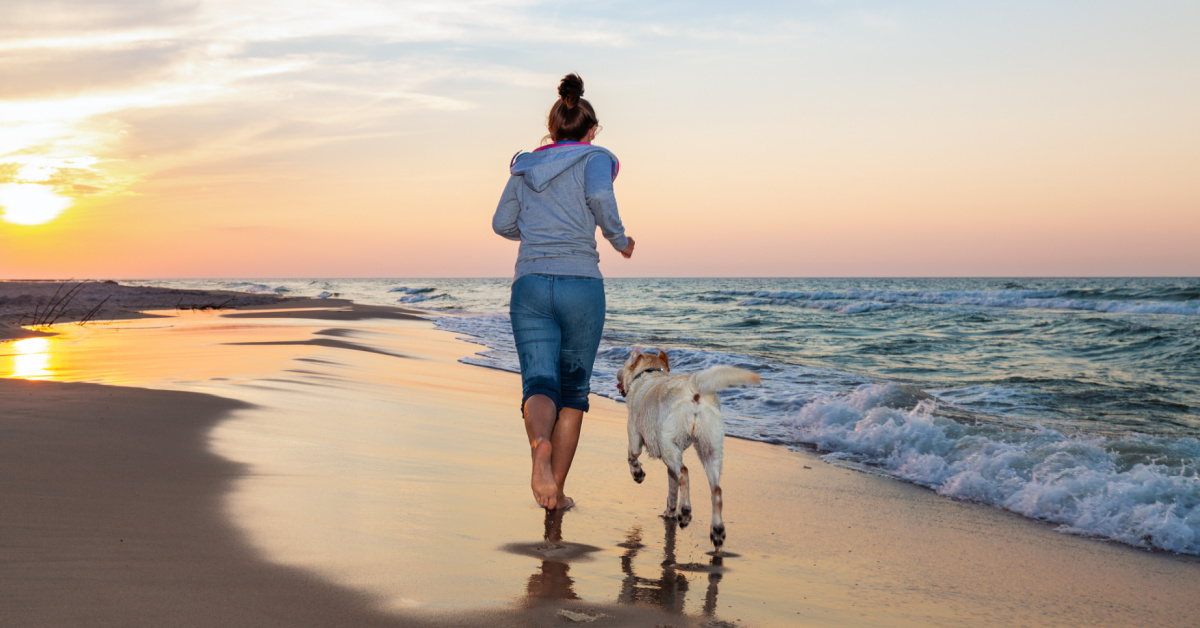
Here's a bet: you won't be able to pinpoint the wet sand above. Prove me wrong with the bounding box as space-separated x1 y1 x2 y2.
2 291 1199 626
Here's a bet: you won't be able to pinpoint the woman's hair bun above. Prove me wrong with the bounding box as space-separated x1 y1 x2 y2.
558 73 584 108
546 73 597 142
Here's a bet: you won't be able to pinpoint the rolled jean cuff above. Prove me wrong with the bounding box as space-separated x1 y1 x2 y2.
521 386 561 416
560 397 590 413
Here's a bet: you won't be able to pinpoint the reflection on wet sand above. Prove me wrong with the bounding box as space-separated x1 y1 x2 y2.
618 519 725 618
7 336 54 379
502 509 601 607
524 509 580 605
510 510 727 618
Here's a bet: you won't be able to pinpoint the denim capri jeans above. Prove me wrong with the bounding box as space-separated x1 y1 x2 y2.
509 273 606 414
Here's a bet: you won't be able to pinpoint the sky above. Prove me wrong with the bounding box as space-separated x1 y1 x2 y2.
0 0 1197 278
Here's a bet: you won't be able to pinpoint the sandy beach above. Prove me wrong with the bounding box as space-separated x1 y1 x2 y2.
2 281 1199 627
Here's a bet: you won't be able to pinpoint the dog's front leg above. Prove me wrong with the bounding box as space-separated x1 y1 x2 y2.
627 427 645 484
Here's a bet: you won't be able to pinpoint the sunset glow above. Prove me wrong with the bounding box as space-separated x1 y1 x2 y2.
9 337 53 379
0 1 1196 277
0 184 73 225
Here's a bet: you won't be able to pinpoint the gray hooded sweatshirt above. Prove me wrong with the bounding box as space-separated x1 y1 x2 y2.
492 143 628 279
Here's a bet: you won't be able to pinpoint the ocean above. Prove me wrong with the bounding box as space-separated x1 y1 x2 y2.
128 277 1200 555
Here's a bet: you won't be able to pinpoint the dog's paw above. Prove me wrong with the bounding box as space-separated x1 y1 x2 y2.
679 507 692 528
632 468 645 484
710 523 726 548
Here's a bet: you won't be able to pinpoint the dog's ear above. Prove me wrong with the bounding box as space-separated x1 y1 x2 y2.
632 347 644 358
656 348 669 370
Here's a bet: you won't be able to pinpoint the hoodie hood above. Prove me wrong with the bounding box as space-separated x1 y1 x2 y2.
510 143 616 193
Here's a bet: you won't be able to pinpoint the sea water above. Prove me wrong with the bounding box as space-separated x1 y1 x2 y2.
129 277 1200 555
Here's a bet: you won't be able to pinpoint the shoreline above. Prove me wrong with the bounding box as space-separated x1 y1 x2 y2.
3 282 1200 626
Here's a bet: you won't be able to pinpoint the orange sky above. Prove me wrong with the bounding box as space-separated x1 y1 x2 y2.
1 1 1197 278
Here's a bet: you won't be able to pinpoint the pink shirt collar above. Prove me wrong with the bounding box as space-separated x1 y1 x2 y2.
532 140 591 152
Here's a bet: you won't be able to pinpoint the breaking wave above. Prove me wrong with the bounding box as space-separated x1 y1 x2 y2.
786 383 1200 555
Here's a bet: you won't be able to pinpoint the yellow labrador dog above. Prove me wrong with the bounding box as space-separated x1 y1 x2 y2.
616 348 760 549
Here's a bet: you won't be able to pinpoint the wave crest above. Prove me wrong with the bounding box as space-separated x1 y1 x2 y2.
786 383 1200 554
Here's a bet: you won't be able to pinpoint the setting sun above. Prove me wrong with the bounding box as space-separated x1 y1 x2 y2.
0 183 72 226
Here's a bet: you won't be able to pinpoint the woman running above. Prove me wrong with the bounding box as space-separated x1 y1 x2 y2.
492 73 635 510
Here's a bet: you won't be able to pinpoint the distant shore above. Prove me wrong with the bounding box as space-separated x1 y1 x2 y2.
3 282 1199 627
0 280 289 340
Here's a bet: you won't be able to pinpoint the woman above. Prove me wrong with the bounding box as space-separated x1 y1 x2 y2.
492 73 635 511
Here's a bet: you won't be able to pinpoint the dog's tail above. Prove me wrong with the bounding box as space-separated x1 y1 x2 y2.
690 365 761 394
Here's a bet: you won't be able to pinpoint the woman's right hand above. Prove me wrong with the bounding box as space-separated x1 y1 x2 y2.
621 236 635 259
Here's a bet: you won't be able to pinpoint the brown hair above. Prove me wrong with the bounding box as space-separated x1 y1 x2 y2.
547 73 598 143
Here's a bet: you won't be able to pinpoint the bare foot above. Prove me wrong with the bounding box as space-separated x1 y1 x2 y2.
531 439 558 510
552 495 575 512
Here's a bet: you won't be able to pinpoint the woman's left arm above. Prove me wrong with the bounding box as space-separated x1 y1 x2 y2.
584 154 629 252
492 176 522 241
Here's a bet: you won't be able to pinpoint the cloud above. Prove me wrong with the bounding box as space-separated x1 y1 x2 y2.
0 0 637 203
0 43 187 100
0 163 19 184
0 0 200 39
0 0 892 210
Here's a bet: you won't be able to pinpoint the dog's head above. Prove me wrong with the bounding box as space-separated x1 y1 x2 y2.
616 347 669 397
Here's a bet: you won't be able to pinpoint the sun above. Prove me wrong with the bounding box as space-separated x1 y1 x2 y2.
0 183 73 226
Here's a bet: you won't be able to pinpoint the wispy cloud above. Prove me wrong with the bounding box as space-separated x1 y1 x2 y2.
0 0 959 211
0 0 633 203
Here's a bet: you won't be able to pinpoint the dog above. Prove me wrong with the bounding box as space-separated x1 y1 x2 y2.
616 347 761 550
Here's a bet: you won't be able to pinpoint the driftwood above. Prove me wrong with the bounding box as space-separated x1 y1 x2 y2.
25 280 89 327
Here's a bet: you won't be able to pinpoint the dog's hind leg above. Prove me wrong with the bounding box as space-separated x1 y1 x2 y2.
662 447 684 520
627 427 646 484
696 438 725 549
677 464 692 527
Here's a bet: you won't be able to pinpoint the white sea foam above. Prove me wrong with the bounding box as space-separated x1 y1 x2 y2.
388 286 435 294
224 282 276 294
785 383 1200 554
397 293 445 304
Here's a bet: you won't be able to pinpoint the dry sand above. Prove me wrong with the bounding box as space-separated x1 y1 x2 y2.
2 282 1199 627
